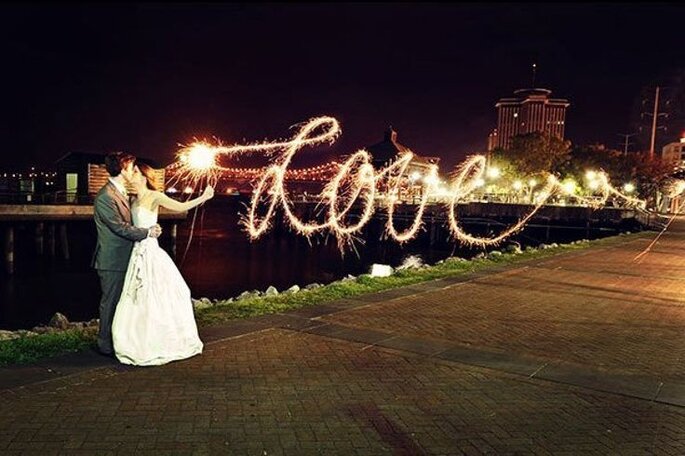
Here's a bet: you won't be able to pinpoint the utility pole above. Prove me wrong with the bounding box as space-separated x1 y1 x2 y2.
617 133 636 156
649 86 660 159
641 86 670 159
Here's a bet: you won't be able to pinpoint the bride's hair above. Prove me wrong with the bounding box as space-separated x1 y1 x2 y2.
136 161 161 191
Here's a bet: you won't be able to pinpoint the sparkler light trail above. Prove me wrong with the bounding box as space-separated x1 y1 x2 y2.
633 179 685 262
169 116 650 251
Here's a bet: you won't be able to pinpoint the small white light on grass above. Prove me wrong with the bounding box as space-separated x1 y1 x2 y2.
370 264 393 277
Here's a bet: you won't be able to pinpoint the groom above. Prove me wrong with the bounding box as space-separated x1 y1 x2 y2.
92 152 162 356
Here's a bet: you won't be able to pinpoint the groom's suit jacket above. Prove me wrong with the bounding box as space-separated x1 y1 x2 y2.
92 181 149 271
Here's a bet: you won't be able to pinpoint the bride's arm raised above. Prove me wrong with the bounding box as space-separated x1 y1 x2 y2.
152 186 215 212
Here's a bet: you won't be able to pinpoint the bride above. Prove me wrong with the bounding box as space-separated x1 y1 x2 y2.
112 162 214 366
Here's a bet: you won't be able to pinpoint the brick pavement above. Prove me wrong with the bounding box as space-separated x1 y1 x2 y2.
324 230 685 382
1 329 685 455
1 223 685 454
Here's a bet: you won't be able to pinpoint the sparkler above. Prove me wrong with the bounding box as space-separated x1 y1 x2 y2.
168 141 221 191
633 179 685 262
167 117 341 193
169 116 651 251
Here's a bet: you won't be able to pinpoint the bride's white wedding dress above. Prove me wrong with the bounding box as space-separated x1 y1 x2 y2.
112 199 203 366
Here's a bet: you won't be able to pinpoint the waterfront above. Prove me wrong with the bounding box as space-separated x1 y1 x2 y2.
0 196 637 330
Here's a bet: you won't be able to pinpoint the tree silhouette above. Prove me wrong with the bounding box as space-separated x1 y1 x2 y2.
495 132 571 175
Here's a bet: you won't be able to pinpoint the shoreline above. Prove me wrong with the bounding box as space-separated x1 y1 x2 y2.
0 230 649 367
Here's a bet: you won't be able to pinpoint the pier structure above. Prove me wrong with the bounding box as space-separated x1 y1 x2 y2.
0 204 186 274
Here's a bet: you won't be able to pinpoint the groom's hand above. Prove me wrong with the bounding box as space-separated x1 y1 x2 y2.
148 224 162 238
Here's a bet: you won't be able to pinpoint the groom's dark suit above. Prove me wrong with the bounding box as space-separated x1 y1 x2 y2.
92 181 149 355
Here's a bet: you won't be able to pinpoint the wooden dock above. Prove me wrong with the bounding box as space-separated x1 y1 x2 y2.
0 205 187 274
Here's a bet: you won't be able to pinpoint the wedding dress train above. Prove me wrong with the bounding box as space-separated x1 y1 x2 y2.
112 203 203 366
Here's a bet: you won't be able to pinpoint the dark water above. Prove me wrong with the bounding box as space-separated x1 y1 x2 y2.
0 196 634 330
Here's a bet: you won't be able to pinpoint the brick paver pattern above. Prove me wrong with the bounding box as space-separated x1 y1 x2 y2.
2 224 685 455
325 235 685 381
2 330 685 455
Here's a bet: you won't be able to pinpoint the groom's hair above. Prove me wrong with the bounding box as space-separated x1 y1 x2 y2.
104 152 136 177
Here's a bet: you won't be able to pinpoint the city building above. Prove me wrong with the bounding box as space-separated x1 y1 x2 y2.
488 88 570 151
661 137 685 169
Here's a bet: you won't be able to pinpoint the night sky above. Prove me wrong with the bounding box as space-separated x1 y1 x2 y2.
1 3 684 171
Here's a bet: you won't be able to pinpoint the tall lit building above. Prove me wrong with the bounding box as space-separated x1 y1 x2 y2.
488 88 570 151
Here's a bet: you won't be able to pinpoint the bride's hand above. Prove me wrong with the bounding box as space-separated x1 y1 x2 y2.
202 186 215 201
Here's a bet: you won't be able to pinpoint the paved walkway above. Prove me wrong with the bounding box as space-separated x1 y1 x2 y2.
2 222 685 454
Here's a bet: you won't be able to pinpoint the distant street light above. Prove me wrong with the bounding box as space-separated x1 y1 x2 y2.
562 179 577 195
486 167 500 179
423 175 438 185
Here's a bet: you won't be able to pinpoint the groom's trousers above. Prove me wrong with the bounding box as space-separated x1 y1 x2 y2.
96 270 126 354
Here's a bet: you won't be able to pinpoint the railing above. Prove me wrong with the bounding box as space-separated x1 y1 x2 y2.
0 190 662 216
635 209 668 230
0 191 95 205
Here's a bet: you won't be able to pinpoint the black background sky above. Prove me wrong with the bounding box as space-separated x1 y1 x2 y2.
1 3 684 170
